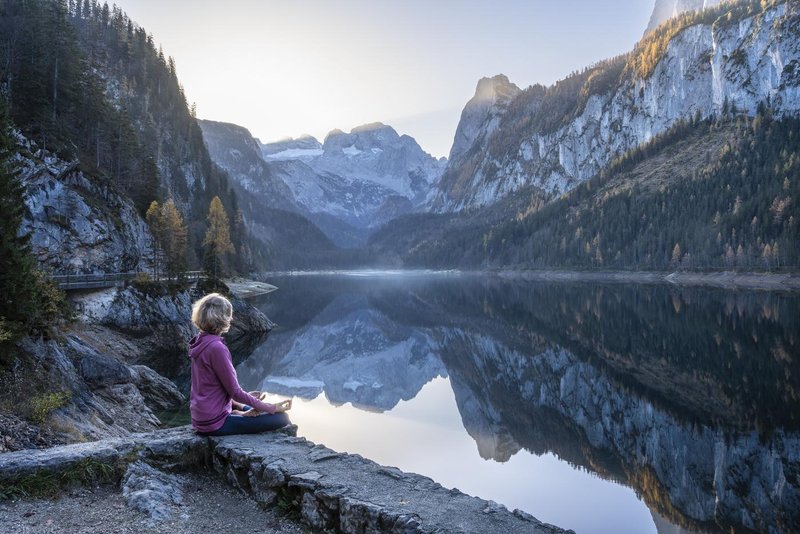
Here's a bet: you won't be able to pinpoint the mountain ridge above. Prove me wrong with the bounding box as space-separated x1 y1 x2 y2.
430 0 800 213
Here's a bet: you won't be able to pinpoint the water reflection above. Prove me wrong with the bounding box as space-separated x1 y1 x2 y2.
236 274 800 533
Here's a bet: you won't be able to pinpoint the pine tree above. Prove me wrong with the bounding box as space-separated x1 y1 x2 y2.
0 101 65 359
203 196 234 279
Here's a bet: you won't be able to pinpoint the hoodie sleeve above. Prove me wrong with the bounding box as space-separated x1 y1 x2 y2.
208 341 277 414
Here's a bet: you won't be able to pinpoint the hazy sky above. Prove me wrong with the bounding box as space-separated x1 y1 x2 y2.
112 1 654 157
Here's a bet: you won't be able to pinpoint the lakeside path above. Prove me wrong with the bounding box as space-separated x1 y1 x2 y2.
223 278 278 298
495 270 800 291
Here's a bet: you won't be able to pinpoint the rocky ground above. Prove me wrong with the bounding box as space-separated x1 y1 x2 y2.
0 471 308 534
0 278 272 452
0 426 570 534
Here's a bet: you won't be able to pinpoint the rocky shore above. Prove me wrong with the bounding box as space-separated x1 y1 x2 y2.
0 426 570 533
0 278 271 452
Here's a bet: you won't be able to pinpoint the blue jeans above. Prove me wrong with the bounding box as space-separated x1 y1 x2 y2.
203 406 291 436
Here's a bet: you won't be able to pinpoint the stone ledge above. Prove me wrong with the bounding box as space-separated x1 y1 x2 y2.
0 426 571 533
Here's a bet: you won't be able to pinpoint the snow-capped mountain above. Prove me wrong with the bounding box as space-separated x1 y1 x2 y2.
431 1 800 212
198 120 338 267
262 123 446 245
198 119 297 209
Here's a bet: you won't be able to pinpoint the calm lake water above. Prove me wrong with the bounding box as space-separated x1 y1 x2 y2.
233 272 800 534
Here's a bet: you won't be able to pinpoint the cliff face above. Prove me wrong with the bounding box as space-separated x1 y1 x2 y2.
646 0 724 33
74 280 272 385
198 120 297 211
448 75 522 163
432 1 800 212
16 133 151 274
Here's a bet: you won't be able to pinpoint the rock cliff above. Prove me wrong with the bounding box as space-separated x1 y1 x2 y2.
197 119 297 210
16 132 151 274
432 1 800 212
73 279 272 384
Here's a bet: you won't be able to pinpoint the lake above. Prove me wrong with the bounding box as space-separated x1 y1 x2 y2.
234 272 800 534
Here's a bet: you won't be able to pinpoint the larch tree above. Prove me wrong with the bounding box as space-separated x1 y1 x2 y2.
145 198 188 280
145 200 164 279
160 199 187 279
203 196 234 279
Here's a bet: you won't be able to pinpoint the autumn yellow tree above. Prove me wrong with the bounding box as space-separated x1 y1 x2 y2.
203 196 235 279
671 243 682 268
146 199 188 280
160 199 188 279
145 200 164 279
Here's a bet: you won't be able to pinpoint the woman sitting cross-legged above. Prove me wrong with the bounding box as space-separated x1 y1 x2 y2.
188 292 291 436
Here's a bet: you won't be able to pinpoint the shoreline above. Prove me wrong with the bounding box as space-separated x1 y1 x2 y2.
257 268 800 291
494 269 800 291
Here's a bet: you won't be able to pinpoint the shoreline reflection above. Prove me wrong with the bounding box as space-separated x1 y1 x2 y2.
236 275 800 534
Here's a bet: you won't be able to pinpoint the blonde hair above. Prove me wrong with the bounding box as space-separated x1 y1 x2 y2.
191 293 233 335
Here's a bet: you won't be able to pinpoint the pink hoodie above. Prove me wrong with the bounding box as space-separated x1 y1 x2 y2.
188 331 276 433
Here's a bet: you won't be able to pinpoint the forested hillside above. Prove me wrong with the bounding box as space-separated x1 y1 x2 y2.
371 113 800 271
0 0 264 271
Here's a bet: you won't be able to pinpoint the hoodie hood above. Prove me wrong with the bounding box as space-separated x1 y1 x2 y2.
188 331 223 359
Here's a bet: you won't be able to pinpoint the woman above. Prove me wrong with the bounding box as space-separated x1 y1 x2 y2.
188 292 291 435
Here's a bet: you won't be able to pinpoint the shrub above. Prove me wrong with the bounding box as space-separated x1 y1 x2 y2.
30 391 72 424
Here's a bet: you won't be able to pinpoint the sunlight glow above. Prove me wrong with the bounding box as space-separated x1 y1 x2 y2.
263 377 657 534
108 0 653 157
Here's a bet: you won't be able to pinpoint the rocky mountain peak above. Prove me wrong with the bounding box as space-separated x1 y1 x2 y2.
323 122 402 152
350 121 391 134
448 74 521 162
472 74 520 105
256 121 446 243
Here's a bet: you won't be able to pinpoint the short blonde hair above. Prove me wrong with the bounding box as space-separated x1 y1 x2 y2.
192 293 233 334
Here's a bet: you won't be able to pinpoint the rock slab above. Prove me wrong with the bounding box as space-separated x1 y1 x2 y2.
0 426 570 533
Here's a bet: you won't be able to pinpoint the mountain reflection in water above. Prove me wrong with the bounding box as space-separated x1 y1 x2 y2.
235 274 800 534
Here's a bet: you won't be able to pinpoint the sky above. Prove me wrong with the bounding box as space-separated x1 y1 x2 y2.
111 0 654 158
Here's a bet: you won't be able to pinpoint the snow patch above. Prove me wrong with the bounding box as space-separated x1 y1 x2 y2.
265 148 324 160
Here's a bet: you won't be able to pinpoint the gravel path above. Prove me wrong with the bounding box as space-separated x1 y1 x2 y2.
0 472 309 533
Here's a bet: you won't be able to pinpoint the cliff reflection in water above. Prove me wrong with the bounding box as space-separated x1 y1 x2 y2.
237 274 800 533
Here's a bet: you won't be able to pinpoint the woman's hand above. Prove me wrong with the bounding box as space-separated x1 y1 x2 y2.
274 399 292 413
243 398 292 416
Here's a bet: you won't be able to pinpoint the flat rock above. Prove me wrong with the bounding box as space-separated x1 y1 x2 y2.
0 425 570 533
210 433 571 533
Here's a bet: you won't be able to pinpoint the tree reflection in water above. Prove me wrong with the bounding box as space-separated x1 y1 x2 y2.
238 274 800 533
